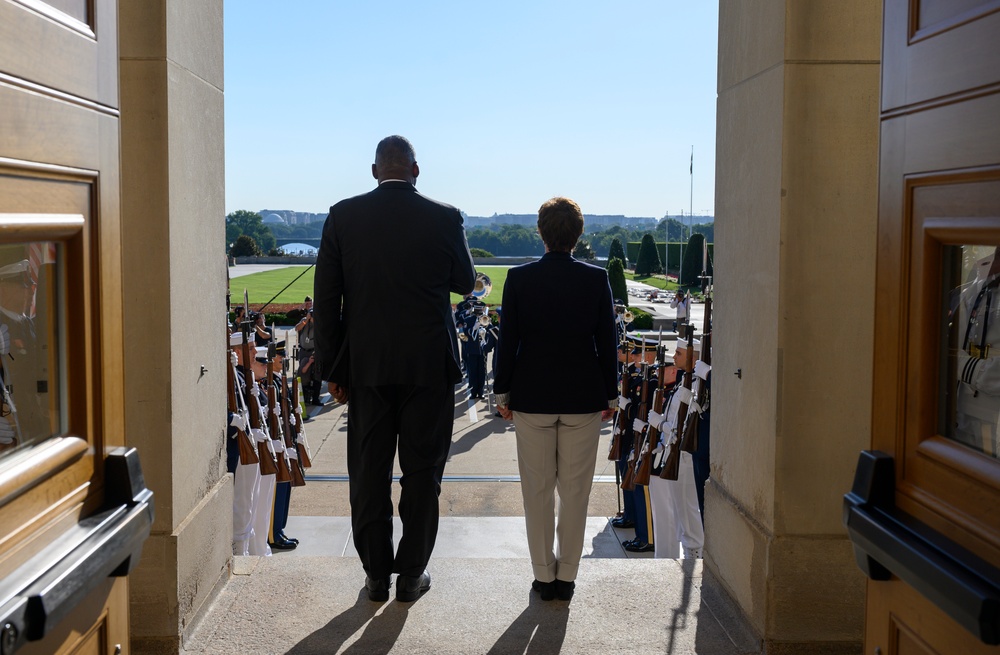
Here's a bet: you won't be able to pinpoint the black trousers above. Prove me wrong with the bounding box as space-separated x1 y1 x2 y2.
347 383 454 580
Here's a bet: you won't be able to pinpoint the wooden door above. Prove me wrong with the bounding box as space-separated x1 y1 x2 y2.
844 1 1000 653
0 1 152 654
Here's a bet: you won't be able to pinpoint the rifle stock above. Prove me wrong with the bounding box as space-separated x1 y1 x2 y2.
290 371 313 468
227 352 258 466
680 297 711 454
279 361 306 487
633 352 667 486
241 322 277 476
622 363 650 491
607 345 631 461
266 350 293 483
660 325 695 480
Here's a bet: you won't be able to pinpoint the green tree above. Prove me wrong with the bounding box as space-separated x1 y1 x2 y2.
230 234 262 257
573 238 596 260
226 210 276 254
634 233 662 276
607 257 628 304
470 247 494 258
607 238 627 269
681 232 712 286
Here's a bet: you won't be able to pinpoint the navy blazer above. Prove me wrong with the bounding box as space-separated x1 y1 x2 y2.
493 252 618 414
313 181 476 387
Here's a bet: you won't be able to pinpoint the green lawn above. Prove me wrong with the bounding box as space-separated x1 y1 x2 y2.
625 272 680 291
230 265 510 306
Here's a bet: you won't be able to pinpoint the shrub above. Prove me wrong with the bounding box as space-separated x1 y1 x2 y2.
607 257 628 305
634 234 663 276
231 234 262 258
627 307 653 330
607 238 627 268
470 247 494 258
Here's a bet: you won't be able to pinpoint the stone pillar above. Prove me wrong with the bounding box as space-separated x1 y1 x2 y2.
118 2 230 651
708 2 881 652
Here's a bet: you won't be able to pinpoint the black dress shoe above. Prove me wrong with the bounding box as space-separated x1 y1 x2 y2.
275 532 299 545
396 570 431 602
555 579 575 601
531 579 556 601
623 539 654 553
365 576 390 602
268 536 297 551
611 517 635 529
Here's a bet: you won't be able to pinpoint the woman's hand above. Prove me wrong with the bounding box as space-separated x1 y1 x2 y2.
601 408 615 422
497 404 513 420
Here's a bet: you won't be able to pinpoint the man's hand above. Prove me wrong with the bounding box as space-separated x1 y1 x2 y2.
328 382 349 404
601 408 615 421
497 404 513 420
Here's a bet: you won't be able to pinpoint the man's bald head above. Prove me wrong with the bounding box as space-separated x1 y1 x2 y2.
373 135 419 183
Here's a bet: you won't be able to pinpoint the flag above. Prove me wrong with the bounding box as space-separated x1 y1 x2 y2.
690 149 693 175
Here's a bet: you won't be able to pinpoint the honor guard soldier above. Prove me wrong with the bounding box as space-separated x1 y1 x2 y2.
644 337 706 559
619 345 655 552
955 247 1000 457
228 330 268 556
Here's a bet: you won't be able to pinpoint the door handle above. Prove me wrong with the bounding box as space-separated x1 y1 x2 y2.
843 450 1000 645
0 447 154 653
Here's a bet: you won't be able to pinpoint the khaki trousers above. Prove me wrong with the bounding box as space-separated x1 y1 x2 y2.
513 411 602 582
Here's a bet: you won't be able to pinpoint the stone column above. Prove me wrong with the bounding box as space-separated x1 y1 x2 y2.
708 2 881 652
118 2 230 651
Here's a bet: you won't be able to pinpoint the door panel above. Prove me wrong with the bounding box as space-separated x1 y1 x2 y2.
0 0 151 652
0 0 117 106
848 0 1000 652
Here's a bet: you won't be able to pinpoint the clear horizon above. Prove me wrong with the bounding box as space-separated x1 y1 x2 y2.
225 2 719 219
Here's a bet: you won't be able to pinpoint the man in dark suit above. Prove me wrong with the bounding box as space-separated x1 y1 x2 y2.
313 136 476 602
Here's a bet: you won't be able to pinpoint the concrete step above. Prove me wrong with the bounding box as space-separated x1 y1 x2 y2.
180 554 758 655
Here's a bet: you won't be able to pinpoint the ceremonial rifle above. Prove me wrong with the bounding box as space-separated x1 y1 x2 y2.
633 338 668 486
266 340 293 483
241 291 277 476
289 348 313 468
681 289 712 453
278 353 306 487
607 338 631 461
621 363 650 491
227 339 258 466
659 324 695 480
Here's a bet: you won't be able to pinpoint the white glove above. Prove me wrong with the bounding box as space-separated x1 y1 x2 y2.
0 415 14 444
289 413 296 427
250 427 268 443
230 351 238 368
632 418 647 432
676 386 693 406
271 439 284 454
249 385 261 399
0 324 10 357
647 409 665 432
694 360 711 380
617 395 631 410
229 412 247 433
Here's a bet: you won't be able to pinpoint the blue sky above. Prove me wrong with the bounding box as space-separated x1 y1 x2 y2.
224 1 719 219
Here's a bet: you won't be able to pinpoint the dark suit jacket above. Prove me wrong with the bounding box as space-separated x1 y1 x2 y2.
313 181 476 387
493 251 618 414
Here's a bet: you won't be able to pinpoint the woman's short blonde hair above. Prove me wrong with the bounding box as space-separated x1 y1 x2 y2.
537 197 584 253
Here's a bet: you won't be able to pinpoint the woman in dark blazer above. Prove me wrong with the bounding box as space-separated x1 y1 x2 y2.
494 197 619 601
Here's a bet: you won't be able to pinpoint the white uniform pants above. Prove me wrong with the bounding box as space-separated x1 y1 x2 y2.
513 411 602 583
233 462 261 555
648 452 704 558
249 473 275 556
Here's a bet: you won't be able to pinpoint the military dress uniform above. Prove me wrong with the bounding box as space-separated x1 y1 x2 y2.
619 353 654 552
229 333 267 557
644 339 706 559
955 257 1000 457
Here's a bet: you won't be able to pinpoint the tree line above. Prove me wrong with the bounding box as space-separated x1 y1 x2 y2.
226 209 714 261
